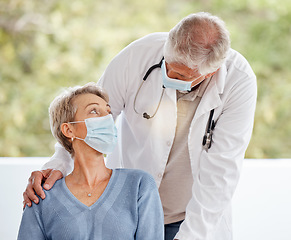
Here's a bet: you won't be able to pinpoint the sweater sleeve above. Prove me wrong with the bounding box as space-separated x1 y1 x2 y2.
135 173 164 240
17 204 47 240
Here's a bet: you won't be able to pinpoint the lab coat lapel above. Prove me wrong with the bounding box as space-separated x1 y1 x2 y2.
163 86 177 107
193 65 226 122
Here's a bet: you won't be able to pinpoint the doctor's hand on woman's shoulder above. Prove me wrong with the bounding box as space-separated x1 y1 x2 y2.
22 169 63 208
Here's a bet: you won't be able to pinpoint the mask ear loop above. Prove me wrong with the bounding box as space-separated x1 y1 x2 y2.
68 121 83 142
68 121 86 142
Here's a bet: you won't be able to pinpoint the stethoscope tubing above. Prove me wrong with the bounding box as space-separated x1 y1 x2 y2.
133 56 215 148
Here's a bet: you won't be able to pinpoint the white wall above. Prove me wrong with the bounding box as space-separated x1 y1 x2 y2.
232 159 291 240
0 158 48 240
0 158 291 240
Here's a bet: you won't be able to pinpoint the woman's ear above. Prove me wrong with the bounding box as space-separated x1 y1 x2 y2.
61 123 74 139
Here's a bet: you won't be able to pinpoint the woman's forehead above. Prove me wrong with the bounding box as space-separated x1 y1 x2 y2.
73 93 107 107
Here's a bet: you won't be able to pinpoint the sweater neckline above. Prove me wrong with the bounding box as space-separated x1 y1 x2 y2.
61 169 117 210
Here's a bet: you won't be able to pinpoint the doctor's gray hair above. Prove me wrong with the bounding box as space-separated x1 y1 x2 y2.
49 82 109 155
163 12 230 75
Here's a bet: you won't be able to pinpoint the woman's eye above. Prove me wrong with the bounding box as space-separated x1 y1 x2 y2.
90 109 99 114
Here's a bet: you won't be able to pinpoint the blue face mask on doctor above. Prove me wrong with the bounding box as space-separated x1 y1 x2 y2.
69 114 117 154
161 59 200 91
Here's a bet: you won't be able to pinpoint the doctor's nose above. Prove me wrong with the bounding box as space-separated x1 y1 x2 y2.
167 71 182 80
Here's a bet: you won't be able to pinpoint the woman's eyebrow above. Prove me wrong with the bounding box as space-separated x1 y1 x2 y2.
85 102 100 108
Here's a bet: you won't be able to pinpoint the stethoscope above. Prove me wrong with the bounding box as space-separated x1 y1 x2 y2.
133 57 165 119
133 57 215 149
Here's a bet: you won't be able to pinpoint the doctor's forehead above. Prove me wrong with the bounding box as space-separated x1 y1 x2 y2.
166 61 200 76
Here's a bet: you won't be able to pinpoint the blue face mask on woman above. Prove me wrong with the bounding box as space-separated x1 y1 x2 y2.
161 59 199 91
69 114 117 154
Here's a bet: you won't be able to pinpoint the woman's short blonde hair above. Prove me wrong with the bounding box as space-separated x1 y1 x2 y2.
49 82 109 155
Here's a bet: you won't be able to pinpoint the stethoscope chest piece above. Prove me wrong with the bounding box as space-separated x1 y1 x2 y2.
202 109 215 149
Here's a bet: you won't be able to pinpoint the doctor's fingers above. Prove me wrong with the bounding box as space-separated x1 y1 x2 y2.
26 171 46 204
43 169 63 191
23 179 41 207
23 191 32 208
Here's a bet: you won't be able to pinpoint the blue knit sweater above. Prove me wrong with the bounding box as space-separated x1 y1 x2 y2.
18 169 164 239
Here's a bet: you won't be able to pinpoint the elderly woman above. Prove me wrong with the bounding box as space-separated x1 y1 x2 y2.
17 83 164 240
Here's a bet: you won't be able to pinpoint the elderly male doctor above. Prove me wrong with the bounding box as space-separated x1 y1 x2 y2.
23 12 257 240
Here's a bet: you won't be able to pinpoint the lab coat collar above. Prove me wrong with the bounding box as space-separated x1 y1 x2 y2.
213 63 227 94
192 63 227 121
162 62 227 121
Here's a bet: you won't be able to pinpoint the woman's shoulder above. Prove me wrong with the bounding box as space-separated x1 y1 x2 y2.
115 168 153 179
114 168 157 190
42 178 64 195
38 178 64 204
25 178 64 212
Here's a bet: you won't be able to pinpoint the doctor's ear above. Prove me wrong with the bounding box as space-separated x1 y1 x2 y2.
205 68 219 79
61 123 74 139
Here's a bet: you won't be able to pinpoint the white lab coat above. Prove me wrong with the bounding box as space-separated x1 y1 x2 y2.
45 33 257 240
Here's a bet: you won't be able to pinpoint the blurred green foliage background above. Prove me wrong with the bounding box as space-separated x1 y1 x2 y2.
0 0 290 158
